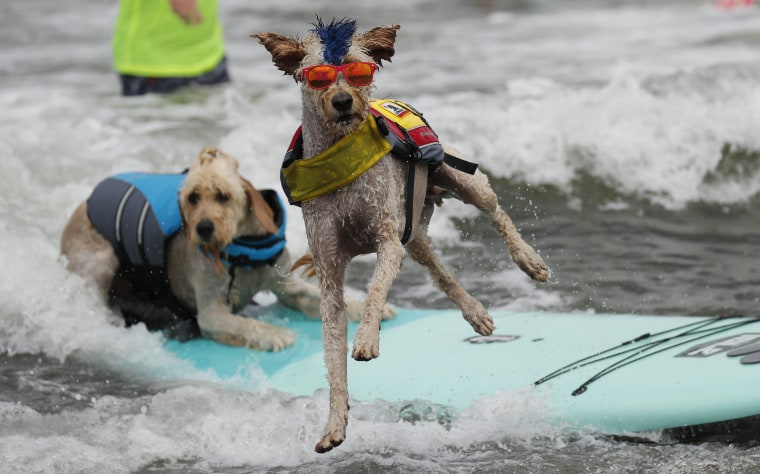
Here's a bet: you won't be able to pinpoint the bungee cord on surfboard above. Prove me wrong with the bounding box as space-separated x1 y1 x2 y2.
533 316 760 396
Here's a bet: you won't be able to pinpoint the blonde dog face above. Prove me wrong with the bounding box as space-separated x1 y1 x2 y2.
179 148 278 257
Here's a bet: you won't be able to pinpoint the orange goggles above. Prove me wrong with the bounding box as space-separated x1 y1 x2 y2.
300 62 378 90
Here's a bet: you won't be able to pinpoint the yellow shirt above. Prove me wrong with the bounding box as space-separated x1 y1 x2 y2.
113 0 225 77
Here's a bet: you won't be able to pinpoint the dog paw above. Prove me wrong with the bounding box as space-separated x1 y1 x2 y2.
381 303 397 320
352 323 380 361
344 298 364 322
314 414 347 453
248 325 296 352
315 432 344 453
462 303 495 336
510 245 549 282
345 299 396 322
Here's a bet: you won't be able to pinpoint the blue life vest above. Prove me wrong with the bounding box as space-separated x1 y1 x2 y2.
87 172 287 270
88 172 186 268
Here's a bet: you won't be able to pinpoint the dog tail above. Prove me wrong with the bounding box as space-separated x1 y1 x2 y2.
290 253 317 278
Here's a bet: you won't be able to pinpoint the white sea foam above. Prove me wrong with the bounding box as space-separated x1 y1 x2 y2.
2 0 760 471
0 383 560 472
418 64 760 210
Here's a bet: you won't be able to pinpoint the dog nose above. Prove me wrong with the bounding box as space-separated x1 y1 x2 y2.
195 219 215 241
331 92 353 112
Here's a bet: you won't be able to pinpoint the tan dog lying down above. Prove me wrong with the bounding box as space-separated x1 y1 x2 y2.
60 148 393 350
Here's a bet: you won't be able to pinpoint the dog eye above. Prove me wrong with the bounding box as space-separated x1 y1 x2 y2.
188 192 199 205
216 192 229 203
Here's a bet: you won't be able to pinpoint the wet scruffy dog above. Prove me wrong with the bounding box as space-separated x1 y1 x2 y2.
255 19 549 452
60 148 386 350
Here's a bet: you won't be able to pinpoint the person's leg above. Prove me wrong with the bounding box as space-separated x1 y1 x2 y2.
119 74 148 96
118 56 230 96
195 55 231 86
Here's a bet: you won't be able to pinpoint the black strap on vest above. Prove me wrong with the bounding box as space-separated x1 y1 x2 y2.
399 121 421 245
443 152 479 175
374 115 419 245
401 161 416 245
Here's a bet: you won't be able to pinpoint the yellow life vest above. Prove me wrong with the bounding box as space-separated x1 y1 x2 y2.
281 99 446 205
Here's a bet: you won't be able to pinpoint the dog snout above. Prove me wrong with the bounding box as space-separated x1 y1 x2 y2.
331 92 353 112
195 219 215 241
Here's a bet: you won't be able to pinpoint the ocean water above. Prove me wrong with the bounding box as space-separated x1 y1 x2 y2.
2 0 760 472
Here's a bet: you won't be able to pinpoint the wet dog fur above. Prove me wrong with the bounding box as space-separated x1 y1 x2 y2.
255 20 549 451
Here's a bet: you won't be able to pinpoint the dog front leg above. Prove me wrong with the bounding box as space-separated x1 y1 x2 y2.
352 230 404 361
313 256 350 453
195 301 295 351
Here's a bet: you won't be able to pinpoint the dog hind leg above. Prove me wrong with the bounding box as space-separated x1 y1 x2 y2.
406 230 495 336
432 162 549 282
60 203 119 294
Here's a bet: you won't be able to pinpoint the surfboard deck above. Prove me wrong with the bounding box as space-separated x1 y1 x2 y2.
163 306 760 434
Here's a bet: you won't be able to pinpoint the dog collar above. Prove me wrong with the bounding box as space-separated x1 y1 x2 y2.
204 190 288 268
219 231 285 268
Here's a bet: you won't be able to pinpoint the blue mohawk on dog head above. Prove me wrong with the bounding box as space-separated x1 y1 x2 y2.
311 17 357 65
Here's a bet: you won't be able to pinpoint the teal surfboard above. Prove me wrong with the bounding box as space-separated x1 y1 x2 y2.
164 306 760 434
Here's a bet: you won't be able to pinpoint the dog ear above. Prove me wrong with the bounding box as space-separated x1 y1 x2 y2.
199 147 221 160
253 33 307 76
241 177 279 235
357 25 400 66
